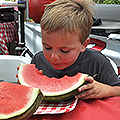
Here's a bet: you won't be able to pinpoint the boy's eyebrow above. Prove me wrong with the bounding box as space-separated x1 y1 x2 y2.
42 41 50 46
61 46 74 49
42 41 46 44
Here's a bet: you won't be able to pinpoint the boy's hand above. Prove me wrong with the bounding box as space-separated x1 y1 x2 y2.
75 76 114 100
37 70 43 75
16 66 19 78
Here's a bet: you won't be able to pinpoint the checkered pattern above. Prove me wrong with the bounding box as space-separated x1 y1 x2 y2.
0 21 19 55
34 99 78 115
0 36 9 54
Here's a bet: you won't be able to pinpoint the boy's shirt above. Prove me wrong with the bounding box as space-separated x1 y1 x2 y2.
31 48 120 86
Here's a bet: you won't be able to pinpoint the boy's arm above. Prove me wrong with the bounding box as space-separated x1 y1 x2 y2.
75 76 120 100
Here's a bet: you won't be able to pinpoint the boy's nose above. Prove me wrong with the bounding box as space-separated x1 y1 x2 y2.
51 52 60 60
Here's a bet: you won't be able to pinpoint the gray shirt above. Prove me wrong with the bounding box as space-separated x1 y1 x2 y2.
31 49 120 86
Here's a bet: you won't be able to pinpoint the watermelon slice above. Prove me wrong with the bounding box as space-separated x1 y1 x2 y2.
0 82 43 120
18 63 88 102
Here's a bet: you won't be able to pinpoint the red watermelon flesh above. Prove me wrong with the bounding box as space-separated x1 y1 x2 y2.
0 82 43 119
18 64 88 102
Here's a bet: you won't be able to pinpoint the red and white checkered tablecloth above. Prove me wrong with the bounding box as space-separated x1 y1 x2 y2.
34 99 78 115
0 21 19 55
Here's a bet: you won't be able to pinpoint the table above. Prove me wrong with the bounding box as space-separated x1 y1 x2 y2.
28 97 120 120
0 21 19 55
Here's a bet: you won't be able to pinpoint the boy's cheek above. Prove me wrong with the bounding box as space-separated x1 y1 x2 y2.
43 50 50 58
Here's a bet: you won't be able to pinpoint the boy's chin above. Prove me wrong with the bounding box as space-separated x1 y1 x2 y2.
51 65 65 71
52 67 63 70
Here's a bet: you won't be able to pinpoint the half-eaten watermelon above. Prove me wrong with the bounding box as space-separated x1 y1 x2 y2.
0 82 43 120
18 63 88 102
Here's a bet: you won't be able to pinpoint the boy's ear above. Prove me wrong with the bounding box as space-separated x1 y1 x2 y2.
80 37 90 53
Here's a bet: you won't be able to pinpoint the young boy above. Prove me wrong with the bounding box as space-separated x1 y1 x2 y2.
31 0 120 99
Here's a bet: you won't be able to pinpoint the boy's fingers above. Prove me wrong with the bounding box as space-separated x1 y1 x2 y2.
16 74 18 78
17 66 19 70
84 76 94 83
37 70 43 75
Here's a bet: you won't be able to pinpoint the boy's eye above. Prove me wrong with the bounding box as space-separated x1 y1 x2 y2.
60 49 70 53
44 46 52 50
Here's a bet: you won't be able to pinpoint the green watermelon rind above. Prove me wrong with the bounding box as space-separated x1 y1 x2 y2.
44 74 87 102
0 82 43 120
2 93 43 120
44 87 80 102
8 93 43 120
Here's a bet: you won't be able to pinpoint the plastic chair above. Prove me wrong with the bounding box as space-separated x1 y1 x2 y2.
0 55 31 83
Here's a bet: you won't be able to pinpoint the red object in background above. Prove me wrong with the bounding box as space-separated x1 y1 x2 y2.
29 0 55 23
89 38 106 52
0 22 19 55
118 67 120 75
0 5 6 7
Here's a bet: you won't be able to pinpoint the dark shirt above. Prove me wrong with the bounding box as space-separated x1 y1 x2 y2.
31 49 120 86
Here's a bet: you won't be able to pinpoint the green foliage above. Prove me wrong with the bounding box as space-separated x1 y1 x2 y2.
94 0 120 4
102 0 120 4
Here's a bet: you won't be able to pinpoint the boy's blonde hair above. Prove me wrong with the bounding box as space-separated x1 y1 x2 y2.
40 0 93 43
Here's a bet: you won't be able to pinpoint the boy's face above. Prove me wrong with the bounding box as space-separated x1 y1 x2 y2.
41 29 89 70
